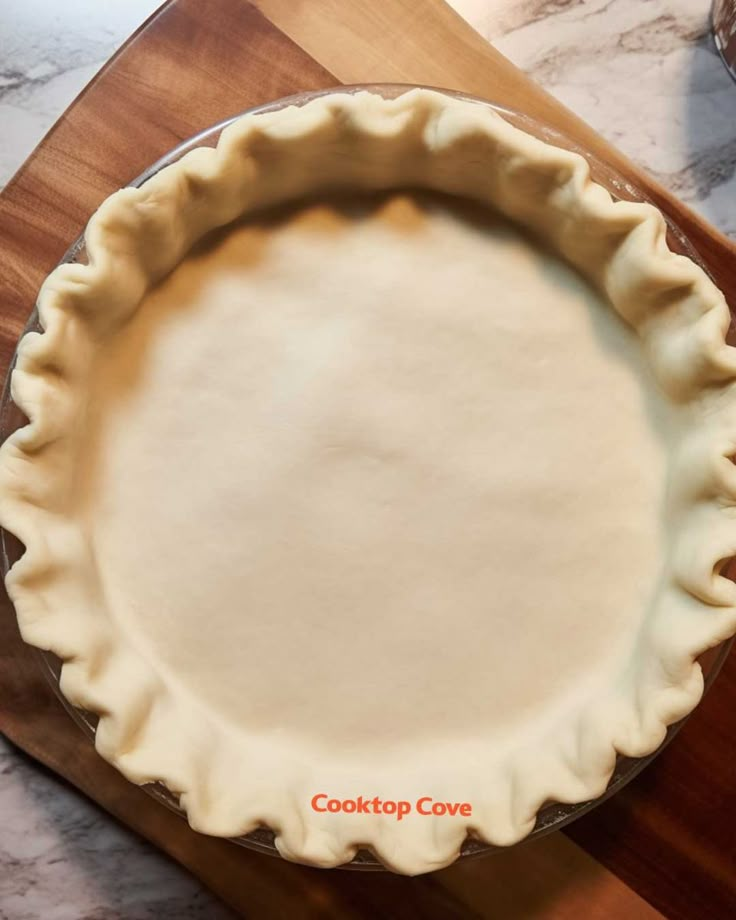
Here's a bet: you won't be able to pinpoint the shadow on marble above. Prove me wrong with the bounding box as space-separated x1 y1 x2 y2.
0 736 235 920
681 26 736 238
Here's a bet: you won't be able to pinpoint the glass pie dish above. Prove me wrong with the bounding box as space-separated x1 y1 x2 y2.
1 84 733 870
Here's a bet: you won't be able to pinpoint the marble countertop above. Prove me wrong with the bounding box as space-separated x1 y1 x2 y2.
454 0 736 237
1 0 735 916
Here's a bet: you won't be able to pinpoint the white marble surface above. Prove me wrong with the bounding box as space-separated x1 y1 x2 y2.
453 0 736 237
0 738 232 919
1 0 736 917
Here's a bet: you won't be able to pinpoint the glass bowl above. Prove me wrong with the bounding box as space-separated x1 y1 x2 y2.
1 84 733 870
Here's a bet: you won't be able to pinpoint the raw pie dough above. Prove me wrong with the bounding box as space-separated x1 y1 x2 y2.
2 89 736 874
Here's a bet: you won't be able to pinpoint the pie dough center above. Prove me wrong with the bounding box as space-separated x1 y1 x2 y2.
79 192 672 752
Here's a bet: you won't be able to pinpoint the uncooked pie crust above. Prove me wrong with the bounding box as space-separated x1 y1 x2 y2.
2 89 736 874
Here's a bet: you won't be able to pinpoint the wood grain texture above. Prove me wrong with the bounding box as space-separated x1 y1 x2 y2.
1 611 662 919
0 0 335 373
567 663 736 920
0 0 731 916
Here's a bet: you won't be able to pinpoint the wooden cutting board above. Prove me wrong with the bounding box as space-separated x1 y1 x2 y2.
0 0 734 916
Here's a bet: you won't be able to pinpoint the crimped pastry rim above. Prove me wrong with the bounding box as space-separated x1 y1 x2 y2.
1 87 736 874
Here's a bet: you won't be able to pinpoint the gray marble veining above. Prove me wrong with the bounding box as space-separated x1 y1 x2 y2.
2 0 736 917
0 0 158 186
454 0 736 236
0 737 233 919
